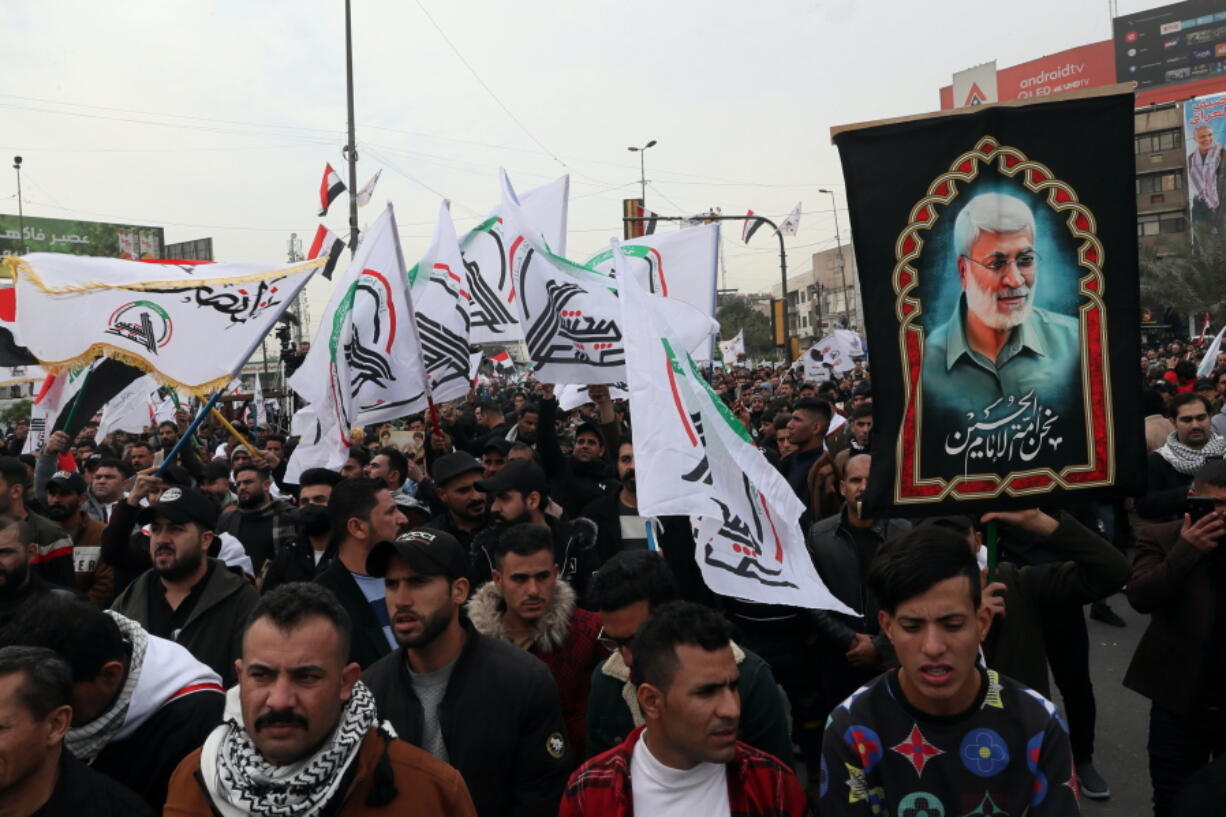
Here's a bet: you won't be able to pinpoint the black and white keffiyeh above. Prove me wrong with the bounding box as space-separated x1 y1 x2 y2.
66 611 148 763
1156 431 1226 475
200 681 385 817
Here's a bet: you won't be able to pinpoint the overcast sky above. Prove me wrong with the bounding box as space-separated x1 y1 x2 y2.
5 0 1159 330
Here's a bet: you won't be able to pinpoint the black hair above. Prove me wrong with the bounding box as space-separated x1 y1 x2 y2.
374 447 409 485
244 582 352 660
233 463 270 482
157 421 178 432
490 523 554 569
868 526 982 615
128 440 153 453
1141 389 1165 417
0 514 34 547
328 477 387 541
264 434 287 446
792 397 833 423
587 550 678 613
16 454 34 471
851 402 873 421
0 646 72 719
94 457 131 478
476 399 501 416
518 403 540 419
0 457 29 489
1175 359 1198 380
0 597 130 682
300 468 343 488
629 601 733 690
347 446 371 467
1193 459 1226 491
201 461 232 483
1171 391 1212 418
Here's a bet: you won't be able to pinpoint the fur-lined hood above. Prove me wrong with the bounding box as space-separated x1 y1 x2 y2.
466 578 576 654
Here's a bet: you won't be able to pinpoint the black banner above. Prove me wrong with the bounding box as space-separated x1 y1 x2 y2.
834 91 1145 517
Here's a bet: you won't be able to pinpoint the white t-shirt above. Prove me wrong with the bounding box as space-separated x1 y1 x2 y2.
630 730 730 817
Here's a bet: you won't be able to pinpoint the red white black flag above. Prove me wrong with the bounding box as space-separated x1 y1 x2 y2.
308 225 345 281
318 164 346 217
741 209 766 243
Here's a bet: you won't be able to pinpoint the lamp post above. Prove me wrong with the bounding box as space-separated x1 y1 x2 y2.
627 140 657 206
819 188 849 327
12 156 24 256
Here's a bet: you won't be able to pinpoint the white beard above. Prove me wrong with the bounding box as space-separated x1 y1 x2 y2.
965 273 1034 332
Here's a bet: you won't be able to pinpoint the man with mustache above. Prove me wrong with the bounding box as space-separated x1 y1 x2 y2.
110 486 258 687
0 515 74 625
560 602 808 817
921 192 1080 423
425 452 489 550
164 582 474 817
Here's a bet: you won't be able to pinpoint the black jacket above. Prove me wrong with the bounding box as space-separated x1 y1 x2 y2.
41 748 153 817
361 619 571 817
262 531 335 595
315 558 392 670
93 688 224 811
1136 450 1194 521
581 492 714 607
537 397 620 518
469 515 599 603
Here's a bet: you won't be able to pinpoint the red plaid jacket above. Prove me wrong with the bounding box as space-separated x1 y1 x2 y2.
559 726 811 817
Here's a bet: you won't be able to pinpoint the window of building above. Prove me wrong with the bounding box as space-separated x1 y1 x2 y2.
1137 210 1188 236
1135 128 1181 154
1136 170 1184 194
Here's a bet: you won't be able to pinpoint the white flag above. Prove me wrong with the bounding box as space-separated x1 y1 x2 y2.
0 365 46 388
409 201 474 404
97 375 159 439
355 169 382 208
618 242 851 612
6 254 323 396
719 329 745 363
556 382 629 412
805 329 863 378
584 223 720 360
153 394 177 426
252 373 267 430
287 204 429 478
779 202 802 236
1200 326 1226 378
461 172 569 345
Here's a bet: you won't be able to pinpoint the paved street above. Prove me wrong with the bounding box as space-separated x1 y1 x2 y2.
1056 591 1150 817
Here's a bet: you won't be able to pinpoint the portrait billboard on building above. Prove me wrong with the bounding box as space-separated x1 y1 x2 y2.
1185 91 1226 243
833 90 1144 516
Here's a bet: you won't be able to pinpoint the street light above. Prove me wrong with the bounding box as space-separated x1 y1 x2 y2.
627 140 657 206
11 156 24 256
818 187 849 327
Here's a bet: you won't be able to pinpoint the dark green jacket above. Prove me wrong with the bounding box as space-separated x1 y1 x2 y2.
315 558 392 669
585 641 795 769
110 558 258 687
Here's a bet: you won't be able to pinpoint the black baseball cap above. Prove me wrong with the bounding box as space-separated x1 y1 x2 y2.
136 486 219 529
432 452 483 486
573 420 605 447
475 458 548 498
366 527 469 579
481 437 512 457
46 470 87 495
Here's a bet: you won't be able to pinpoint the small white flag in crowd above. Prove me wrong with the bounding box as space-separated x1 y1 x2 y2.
719 329 745 362
355 169 382 208
618 242 851 612
318 163 346 217
308 225 346 281
779 202 802 236
408 200 475 404
97 375 160 439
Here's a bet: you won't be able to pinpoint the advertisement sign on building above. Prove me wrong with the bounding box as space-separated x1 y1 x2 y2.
163 237 214 261
1184 91 1226 243
1114 1 1226 91
951 61 998 107
940 42 1117 109
0 214 164 259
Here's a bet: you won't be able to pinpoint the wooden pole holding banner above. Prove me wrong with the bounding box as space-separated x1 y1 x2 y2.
156 390 223 477
209 407 259 457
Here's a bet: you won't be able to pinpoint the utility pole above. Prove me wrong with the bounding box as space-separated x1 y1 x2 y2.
819 188 849 326
12 157 25 255
343 0 360 255
627 140 656 207
626 212 791 353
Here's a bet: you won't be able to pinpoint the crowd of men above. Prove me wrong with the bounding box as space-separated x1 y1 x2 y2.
0 342 1217 816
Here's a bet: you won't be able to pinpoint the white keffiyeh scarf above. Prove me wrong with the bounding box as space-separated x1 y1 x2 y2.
65 611 148 763
200 682 385 817
1157 430 1226 475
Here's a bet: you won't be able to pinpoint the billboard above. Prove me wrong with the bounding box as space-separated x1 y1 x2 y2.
951 61 998 107
0 214 164 259
1184 91 1226 243
1114 0 1226 92
163 237 214 261
940 42 1116 109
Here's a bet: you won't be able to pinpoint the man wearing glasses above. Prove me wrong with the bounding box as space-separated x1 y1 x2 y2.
921 192 1081 431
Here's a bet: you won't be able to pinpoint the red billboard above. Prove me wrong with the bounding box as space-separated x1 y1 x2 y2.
940 41 1117 109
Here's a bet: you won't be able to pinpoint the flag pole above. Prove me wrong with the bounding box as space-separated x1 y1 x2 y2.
209 407 259 456
343 0 360 255
156 390 223 477
60 365 94 432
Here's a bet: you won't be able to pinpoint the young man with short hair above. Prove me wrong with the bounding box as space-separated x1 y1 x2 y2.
164 582 474 817
362 528 572 817
214 463 297 581
43 469 113 607
426 452 488 547
262 467 343 593
819 526 1078 815
467 523 605 756
561 602 808 817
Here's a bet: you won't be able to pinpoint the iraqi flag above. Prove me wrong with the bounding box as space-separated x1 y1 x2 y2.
308 225 346 281
318 163 346 217
741 210 766 243
489 350 513 370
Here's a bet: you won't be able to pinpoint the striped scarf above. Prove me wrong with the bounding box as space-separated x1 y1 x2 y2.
65 611 147 763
